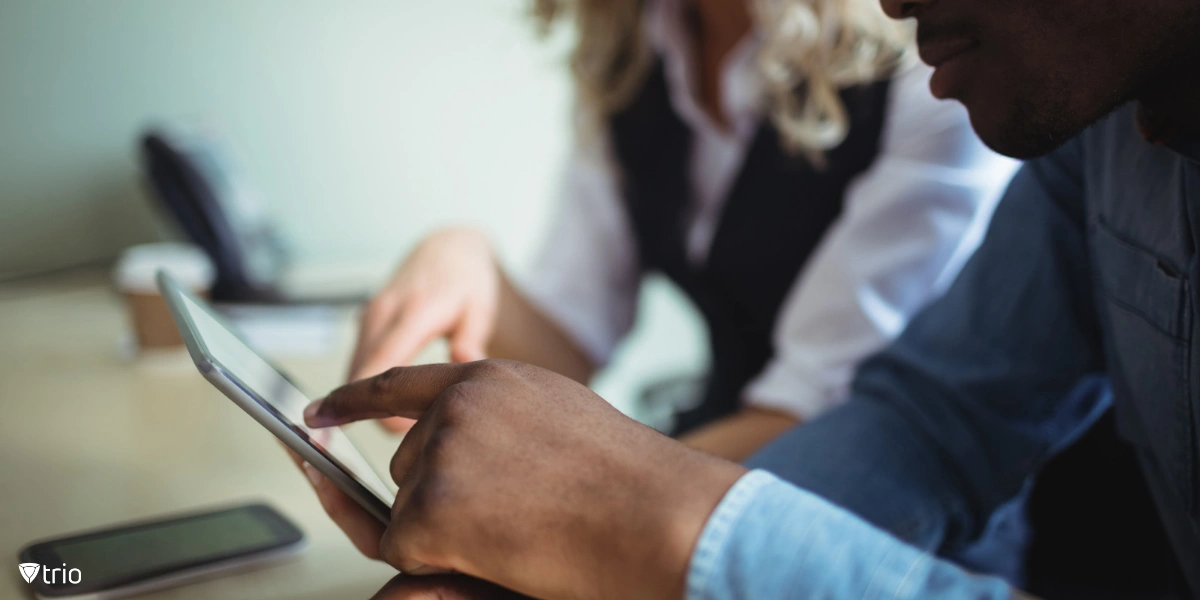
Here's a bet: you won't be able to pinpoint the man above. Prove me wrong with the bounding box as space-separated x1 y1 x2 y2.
296 0 1200 595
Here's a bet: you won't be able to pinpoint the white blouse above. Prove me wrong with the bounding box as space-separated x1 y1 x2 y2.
520 0 1020 421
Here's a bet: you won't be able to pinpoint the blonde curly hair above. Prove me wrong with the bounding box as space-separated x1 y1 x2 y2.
533 0 913 158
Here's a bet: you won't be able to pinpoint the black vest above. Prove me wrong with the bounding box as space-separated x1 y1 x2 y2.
610 61 891 434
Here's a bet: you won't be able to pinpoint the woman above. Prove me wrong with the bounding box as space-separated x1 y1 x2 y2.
351 0 1016 461
318 0 1036 587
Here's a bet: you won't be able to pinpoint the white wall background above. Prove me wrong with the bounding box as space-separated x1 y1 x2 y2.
0 0 574 274
0 0 707 416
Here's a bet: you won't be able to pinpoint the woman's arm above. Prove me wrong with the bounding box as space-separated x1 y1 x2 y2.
351 128 636 434
349 228 593 381
472 126 640 383
348 227 596 434
489 268 595 384
678 407 800 462
514 133 642 370
692 64 1021 460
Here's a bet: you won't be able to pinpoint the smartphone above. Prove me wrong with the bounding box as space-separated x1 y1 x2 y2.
157 271 395 524
17 503 304 600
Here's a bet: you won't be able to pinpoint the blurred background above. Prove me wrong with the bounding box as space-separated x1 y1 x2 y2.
0 0 708 413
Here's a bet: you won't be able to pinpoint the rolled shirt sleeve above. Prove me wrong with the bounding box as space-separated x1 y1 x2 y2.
744 64 1020 420
745 135 1111 559
688 470 1028 600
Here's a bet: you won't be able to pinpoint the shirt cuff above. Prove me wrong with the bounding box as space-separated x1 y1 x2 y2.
686 470 778 600
684 470 1017 600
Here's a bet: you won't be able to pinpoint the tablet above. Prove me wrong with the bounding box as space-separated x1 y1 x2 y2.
158 271 393 524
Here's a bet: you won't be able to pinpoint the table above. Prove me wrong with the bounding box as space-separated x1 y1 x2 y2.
0 269 415 599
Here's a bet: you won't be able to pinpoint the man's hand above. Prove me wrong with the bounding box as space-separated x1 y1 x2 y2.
302 360 747 600
369 574 528 600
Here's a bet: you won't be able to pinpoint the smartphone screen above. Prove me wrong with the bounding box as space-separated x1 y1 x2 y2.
177 292 394 504
20 504 302 597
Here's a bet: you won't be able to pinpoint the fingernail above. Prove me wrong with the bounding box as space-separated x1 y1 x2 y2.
303 400 325 426
303 462 323 486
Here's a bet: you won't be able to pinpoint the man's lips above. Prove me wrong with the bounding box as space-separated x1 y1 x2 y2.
919 36 979 99
917 36 978 68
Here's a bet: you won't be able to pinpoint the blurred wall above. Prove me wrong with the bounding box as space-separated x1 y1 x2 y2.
0 0 570 278
0 0 707 417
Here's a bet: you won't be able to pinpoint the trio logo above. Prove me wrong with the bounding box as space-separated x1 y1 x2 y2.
18 563 39 584
19 562 82 585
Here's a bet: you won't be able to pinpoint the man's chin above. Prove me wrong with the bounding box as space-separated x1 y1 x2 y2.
979 130 1071 160
967 109 1083 160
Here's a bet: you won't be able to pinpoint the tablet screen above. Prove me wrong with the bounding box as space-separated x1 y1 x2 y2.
178 293 395 504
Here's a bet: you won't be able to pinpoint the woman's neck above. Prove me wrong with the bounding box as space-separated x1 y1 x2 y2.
686 0 753 129
689 0 752 56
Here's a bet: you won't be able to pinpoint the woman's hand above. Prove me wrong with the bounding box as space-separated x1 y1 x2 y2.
350 228 499 432
301 360 746 600
678 407 801 462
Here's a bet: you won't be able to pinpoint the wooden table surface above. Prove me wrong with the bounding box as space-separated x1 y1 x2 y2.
0 269 416 599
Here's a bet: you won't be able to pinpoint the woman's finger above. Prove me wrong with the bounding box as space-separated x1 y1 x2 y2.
352 302 447 383
354 300 430 432
350 293 403 382
449 302 493 363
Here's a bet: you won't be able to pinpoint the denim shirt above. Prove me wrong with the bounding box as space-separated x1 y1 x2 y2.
687 104 1200 598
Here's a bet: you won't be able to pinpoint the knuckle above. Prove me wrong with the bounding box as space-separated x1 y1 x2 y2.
422 430 454 467
377 530 406 568
505 359 541 380
388 452 406 486
438 383 478 422
467 358 541 388
408 474 453 518
371 367 405 396
468 358 516 379
383 497 441 569
388 442 422 486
